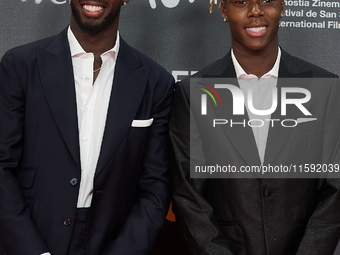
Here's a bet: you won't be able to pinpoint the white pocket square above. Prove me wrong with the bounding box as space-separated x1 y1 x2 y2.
296 118 317 124
131 118 154 127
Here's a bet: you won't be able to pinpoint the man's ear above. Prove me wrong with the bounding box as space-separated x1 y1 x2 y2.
280 0 285 18
220 1 228 22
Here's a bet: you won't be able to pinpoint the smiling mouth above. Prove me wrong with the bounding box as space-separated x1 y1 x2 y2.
83 4 104 12
246 26 266 33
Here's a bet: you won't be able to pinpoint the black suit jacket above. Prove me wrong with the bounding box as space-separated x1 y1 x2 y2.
170 50 340 255
0 28 174 255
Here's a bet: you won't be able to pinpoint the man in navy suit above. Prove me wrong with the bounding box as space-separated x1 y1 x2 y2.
170 0 340 254
0 0 174 254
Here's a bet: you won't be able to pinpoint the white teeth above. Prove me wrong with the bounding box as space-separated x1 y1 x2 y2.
83 5 103 12
247 26 266 33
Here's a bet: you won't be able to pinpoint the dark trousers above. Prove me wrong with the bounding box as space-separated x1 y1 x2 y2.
68 208 90 255
0 209 90 255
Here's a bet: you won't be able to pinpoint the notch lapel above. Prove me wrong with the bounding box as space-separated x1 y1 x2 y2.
37 29 80 169
95 39 149 176
264 51 313 165
202 52 261 167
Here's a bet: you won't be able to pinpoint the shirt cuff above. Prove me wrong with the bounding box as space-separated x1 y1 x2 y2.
40 253 51 255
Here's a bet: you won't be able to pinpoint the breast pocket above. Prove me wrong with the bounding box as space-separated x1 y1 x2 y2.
129 118 153 137
129 126 152 137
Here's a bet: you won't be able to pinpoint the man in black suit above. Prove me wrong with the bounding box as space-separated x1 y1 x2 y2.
170 0 340 254
0 0 174 254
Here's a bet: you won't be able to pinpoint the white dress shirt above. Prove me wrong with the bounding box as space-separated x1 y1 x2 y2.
231 47 281 164
67 27 120 208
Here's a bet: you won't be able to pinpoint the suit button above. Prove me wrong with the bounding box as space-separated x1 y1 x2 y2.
70 178 78 186
264 189 272 197
63 218 71 226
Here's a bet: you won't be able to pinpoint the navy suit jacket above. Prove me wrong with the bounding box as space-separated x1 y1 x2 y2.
170 50 340 255
0 28 174 255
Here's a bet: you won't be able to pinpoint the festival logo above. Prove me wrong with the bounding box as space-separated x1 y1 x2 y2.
149 0 196 9
20 0 218 9
20 0 70 4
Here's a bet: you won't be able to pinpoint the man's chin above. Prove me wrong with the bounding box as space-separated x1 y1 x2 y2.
77 22 104 34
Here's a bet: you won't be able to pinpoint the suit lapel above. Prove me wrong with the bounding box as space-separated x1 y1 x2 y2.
202 52 261 167
264 50 313 165
95 38 149 176
37 29 81 168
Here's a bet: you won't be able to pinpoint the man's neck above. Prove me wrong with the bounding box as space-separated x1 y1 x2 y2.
232 45 279 78
70 22 118 58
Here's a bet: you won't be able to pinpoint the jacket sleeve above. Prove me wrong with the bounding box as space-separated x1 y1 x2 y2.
296 77 340 255
101 70 174 255
169 81 235 255
0 51 49 254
